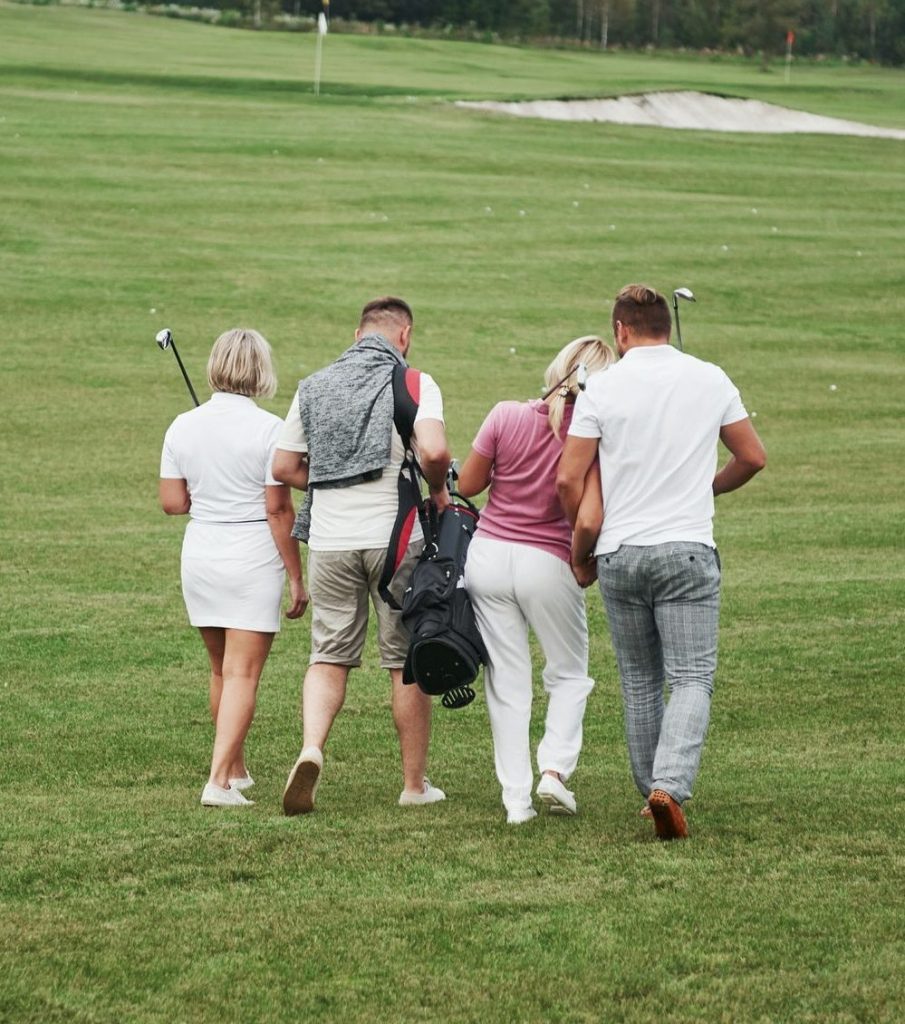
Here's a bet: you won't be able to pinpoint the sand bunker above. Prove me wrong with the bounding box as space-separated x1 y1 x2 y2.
457 91 905 140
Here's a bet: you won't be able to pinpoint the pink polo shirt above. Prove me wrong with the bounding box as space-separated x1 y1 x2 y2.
471 399 573 563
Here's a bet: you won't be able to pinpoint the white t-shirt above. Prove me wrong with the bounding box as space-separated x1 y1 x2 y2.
569 345 747 554
276 372 444 551
160 393 283 524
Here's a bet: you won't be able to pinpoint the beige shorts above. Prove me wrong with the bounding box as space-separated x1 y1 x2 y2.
307 542 421 669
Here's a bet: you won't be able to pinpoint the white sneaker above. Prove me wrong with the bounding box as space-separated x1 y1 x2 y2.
536 774 577 816
229 774 254 791
398 778 446 807
283 746 323 816
201 782 253 808
506 806 538 825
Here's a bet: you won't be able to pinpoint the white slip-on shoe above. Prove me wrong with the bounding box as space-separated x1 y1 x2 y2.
283 746 323 816
398 778 446 807
506 806 538 825
201 782 253 808
536 774 577 816
229 774 254 791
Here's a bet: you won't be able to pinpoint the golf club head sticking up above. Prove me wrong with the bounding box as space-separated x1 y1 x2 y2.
672 287 695 351
542 361 589 401
155 327 200 407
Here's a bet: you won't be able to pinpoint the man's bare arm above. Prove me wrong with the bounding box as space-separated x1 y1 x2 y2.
556 436 599 528
713 419 767 496
413 418 451 508
571 459 603 565
272 449 310 492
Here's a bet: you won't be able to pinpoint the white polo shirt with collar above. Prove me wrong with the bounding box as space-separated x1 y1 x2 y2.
569 344 748 555
160 392 283 523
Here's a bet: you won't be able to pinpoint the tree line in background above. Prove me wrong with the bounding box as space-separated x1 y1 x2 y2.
151 0 905 65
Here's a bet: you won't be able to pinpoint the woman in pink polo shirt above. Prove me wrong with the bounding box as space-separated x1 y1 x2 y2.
459 336 614 824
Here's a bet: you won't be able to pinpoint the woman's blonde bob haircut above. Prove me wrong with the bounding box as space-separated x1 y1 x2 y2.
207 328 277 399
543 334 615 439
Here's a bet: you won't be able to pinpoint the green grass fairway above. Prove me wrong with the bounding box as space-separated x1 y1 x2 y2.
2 6 904 1022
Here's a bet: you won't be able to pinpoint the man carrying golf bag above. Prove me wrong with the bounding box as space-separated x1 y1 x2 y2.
272 297 452 815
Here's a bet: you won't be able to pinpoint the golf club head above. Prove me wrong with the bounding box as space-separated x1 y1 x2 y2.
673 287 695 304
576 363 589 391
155 328 173 351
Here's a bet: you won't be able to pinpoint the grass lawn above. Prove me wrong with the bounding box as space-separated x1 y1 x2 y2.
1 6 903 1022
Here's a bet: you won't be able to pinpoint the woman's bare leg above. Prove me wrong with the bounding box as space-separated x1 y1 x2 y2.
200 626 226 722
208 629 273 789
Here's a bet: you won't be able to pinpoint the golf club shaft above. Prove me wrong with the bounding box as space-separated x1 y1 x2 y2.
171 342 200 406
673 300 684 352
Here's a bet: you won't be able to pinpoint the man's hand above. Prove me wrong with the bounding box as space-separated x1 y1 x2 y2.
571 555 598 589
430 485 451 514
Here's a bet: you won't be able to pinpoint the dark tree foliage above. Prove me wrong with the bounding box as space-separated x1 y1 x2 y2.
199 0 905 64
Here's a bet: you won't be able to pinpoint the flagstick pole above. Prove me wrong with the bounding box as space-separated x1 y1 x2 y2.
784 32 793 84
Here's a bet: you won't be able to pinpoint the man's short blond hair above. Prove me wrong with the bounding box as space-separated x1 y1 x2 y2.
358 296 413 335
206 328 277 398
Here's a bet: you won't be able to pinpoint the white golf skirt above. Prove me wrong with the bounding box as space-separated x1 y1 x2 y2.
181 520 284 633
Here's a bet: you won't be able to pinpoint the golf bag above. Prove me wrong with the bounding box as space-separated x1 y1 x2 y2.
375 363 487 708
400 498 487 710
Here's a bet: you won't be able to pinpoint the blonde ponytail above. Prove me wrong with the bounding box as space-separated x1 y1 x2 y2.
543 335 615 439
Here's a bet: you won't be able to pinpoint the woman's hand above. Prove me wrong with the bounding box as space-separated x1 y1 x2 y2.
286 577 309 619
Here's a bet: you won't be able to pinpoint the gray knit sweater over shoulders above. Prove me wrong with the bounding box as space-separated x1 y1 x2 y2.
291 333 406 541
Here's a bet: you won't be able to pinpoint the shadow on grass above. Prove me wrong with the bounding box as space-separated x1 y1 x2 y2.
0 64 452 99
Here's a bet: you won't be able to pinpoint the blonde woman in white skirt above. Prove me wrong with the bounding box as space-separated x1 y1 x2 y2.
160 329 308 808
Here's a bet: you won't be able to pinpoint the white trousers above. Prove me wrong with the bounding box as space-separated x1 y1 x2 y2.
464 536 594 815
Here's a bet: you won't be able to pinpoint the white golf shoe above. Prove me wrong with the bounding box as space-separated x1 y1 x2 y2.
506 806 538 825
200 782 253 808
536 774 577 816
398 778 446 807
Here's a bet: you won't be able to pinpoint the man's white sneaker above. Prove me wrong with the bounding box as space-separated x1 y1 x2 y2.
201 782 253 808
536 774 577 816
398 778 446 807
229 774 254 791
283 746 323 816
506 806 538 825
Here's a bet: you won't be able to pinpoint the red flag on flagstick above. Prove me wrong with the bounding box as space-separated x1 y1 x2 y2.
787 30 795 46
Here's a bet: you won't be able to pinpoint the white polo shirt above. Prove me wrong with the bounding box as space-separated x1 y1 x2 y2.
160 393 282 524
275 373 444 551
569 345 747 554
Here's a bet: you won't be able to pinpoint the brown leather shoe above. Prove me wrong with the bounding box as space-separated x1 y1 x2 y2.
648 789 688 840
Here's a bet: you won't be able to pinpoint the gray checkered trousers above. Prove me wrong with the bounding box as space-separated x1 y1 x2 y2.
598 542 721 804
